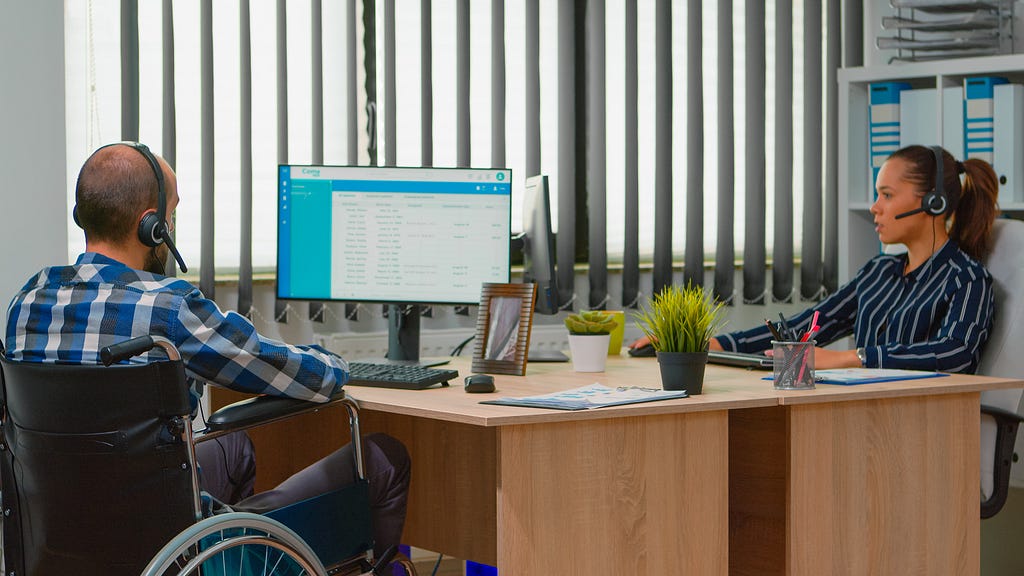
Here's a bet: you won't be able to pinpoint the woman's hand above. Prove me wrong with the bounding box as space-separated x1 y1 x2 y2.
629 335 653 350
628 336 723 351
813 348 861 370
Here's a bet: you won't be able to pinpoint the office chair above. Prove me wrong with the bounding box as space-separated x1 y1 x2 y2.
978 218 1024 519
0 335 415 576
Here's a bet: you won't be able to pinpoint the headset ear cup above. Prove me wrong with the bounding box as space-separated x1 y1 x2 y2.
138 212 164 247
923 192 947 216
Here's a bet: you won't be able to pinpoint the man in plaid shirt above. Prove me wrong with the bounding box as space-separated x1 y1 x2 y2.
5 143 410 558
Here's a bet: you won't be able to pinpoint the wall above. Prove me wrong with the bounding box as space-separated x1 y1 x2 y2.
0 2 68 338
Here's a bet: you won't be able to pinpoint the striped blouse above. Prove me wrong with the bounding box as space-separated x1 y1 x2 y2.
718 241 994 374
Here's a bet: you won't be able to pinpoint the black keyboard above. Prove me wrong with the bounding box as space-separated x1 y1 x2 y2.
346 362 459 390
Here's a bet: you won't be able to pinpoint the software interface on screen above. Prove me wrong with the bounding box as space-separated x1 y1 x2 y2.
278 165 512 305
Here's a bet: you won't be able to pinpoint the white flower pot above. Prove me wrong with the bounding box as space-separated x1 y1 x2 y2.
567 334 611 372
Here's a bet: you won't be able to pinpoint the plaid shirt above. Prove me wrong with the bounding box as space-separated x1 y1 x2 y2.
5 252 347 404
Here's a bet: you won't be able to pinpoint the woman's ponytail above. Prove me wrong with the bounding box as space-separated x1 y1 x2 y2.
949 157 1000 260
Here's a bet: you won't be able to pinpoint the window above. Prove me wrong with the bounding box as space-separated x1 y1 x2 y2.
65 0 822 274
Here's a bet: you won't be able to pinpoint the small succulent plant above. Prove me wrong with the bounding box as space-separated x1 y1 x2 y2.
564 310 620 335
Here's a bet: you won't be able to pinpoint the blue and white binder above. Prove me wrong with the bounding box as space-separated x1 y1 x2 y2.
964 76 1008 164
869 82 911 185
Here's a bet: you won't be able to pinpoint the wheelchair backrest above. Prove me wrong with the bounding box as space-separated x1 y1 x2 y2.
0 356 197 576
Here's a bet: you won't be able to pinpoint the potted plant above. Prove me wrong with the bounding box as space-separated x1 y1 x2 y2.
633 284 726 394
564 310 620 372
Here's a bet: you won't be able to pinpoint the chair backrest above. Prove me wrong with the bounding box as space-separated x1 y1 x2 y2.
979 218 1024 500
0 356 196 576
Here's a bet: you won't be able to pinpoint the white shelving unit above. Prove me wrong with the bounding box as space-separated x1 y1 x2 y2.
839 54 1024 489
838 53 1024 283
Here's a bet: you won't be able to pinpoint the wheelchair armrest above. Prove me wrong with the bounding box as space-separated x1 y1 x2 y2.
205 390 348 434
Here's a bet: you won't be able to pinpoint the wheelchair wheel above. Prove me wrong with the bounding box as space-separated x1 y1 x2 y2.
141 512 329 576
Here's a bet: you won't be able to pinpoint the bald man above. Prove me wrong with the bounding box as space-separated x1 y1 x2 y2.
5 143 410 557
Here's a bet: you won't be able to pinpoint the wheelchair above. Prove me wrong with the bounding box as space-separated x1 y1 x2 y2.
0 335 416 576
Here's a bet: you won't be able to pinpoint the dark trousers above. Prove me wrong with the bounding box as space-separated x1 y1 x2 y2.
195 431 410 558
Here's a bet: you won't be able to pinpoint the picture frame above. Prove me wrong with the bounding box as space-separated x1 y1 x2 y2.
472 283 537 376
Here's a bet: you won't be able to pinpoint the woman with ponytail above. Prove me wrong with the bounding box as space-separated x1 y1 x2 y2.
632 144 1000 373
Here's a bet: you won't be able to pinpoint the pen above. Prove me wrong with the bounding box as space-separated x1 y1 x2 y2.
765 318 784 341
779 313 795 341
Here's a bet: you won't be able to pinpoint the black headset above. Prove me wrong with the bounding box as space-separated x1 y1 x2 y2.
74 142 188 273
895 145 949 220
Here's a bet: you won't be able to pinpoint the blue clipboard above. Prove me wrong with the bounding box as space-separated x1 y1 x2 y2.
765 369 950 386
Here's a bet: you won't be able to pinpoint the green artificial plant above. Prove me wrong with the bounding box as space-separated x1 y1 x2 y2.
633 284 726 353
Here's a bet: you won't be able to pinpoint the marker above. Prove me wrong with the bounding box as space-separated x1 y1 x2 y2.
801 311 821 343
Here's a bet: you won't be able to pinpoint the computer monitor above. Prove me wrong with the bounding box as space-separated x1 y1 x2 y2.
522 175 558 315
277 164 512 363
521 174 569 363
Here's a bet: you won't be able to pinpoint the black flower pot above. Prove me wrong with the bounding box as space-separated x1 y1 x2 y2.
656 350 709 394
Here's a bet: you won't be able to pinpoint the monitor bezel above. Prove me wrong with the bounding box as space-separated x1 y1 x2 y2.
275 163 513 307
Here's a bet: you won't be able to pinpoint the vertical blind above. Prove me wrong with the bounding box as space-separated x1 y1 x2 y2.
102 0 851 321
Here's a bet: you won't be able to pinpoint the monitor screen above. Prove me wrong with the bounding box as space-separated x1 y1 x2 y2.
277 165 512 306
522 175 558 315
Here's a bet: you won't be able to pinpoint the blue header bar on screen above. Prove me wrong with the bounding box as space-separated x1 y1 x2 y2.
328 180 510 194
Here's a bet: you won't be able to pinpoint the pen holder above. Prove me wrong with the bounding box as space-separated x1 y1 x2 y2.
772 340 815 390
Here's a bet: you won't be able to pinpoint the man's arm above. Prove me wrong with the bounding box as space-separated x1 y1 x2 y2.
172 293 347 402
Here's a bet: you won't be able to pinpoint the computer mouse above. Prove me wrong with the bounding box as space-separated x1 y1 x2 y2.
464 374 496 393
628 343 656 358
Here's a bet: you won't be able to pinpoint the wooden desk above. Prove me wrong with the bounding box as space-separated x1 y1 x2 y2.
730 370 1021 576
216 356 1023 574
349 357 779 574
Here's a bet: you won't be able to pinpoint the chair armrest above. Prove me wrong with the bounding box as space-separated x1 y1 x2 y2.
205 390 348 434
982 403 1024 425
981 403 1023 519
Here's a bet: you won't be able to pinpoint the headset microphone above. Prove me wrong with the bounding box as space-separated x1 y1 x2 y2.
895 206 925 220
160 228 189 273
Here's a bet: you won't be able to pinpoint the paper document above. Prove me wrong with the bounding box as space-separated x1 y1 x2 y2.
480 383 688 411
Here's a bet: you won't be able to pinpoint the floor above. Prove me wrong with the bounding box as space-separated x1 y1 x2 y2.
981 486 1024 575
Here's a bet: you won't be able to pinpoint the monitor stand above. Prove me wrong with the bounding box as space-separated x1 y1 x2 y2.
355 305 451 368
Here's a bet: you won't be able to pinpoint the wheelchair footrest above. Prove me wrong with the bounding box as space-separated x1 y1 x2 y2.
263 479 374 568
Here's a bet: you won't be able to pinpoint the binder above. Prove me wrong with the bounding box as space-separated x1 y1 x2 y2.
964 76 1008 164
869 82 911 185
993 83 1023 203
899 86 965 156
